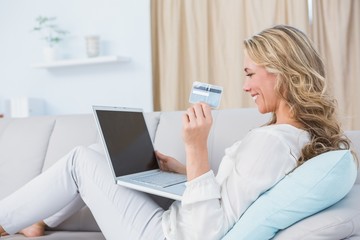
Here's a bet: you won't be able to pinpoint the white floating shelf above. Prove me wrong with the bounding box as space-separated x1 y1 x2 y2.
32 55 131 69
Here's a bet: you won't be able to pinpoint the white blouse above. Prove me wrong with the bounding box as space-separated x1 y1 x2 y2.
162 124 310 240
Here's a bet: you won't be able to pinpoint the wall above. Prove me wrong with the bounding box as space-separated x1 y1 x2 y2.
0 0 153 116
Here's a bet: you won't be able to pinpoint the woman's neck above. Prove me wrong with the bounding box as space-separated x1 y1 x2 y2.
275 102 305 129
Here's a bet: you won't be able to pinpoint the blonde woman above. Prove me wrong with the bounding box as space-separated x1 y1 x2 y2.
0 25 354 239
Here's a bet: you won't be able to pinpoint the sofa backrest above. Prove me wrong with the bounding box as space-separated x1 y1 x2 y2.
154 108 271 173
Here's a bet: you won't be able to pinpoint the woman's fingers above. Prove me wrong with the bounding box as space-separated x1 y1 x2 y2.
201 103 212 119
184 103 212 127
193 103 205 118
155 150 166 160
186 105 197 123
184 103 206 123
182 103 213 147
155 151 168 170
156 151 186 174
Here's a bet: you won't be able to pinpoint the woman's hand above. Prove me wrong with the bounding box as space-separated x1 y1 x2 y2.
182 103 213 180
156 151 186 175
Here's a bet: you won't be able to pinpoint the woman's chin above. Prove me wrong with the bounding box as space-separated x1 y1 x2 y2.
257 106 270 114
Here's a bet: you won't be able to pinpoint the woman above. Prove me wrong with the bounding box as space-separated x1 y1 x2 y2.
0 25 354 239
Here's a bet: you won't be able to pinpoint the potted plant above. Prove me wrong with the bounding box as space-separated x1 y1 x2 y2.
32 16 68 61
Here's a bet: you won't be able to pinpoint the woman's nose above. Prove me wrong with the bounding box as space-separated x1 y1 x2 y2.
243 79 250 92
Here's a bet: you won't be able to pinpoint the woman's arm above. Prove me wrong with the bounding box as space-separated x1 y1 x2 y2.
156 103 213 179
182 103 212 181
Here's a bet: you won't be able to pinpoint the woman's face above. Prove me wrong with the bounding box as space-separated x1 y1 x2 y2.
243 52 281 114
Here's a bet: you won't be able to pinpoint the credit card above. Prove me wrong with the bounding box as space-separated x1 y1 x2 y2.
189 81 223 109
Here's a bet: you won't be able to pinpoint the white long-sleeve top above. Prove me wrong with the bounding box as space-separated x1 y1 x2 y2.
162 124 310 240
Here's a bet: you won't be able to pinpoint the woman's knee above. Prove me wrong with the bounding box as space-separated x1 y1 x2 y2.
71 146 108 175
72 146 104 164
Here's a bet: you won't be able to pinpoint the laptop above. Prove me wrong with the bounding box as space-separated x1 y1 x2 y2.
92 105 186 201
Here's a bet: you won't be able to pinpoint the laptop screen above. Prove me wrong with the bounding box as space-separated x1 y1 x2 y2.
94 107 158 177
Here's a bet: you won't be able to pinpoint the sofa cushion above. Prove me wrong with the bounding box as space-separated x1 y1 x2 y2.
2 231 105 240
345 130 360 184
154 111 185 164
222 150 357 240
274 185 360 240
0 116 56 199
43 115 98 171
144 112 161 142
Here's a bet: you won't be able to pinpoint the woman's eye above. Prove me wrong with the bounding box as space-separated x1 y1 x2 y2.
246 73 254 77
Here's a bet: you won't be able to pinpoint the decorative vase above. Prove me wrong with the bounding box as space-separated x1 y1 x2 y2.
43 46 57 62
85 35 100 57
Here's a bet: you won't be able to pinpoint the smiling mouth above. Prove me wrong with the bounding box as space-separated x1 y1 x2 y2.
252 95 258 102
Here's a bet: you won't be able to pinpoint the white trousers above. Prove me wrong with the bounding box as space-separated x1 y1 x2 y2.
0 145 165 240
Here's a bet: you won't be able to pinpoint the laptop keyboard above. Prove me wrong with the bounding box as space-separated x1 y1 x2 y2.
133 171 187 188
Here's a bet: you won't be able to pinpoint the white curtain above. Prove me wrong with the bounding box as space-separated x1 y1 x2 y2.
151 0 309 111
312 0 360 130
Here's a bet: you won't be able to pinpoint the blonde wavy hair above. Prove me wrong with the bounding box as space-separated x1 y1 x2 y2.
244 25 355 165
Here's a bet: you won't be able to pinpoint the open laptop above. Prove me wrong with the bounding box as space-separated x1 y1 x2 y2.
92 105 186 201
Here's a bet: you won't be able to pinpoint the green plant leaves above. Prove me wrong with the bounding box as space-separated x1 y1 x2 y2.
32 15 69 47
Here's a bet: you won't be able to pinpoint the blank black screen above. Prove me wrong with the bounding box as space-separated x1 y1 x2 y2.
96 109 158 177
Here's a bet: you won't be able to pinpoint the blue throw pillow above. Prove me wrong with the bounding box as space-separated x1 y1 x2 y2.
222 150 357 240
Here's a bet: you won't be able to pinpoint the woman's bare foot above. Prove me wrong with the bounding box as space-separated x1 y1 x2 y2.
1 225 9 237
19 221 46 237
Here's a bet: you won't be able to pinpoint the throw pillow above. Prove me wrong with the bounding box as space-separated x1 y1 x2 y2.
222 150 357 240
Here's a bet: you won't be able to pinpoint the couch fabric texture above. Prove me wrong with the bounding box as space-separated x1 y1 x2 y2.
0 108 359 239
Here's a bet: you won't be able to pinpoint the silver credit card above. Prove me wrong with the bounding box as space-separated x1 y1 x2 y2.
189 81 223 109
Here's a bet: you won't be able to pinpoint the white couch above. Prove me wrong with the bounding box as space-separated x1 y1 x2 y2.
1 108 359 239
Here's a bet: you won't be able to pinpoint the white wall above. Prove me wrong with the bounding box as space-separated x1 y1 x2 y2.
0 0 153 116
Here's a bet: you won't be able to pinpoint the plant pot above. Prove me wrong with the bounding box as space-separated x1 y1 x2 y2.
43 46 57 62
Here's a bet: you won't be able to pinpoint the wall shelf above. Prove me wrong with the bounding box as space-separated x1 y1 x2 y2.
32 55 131 69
